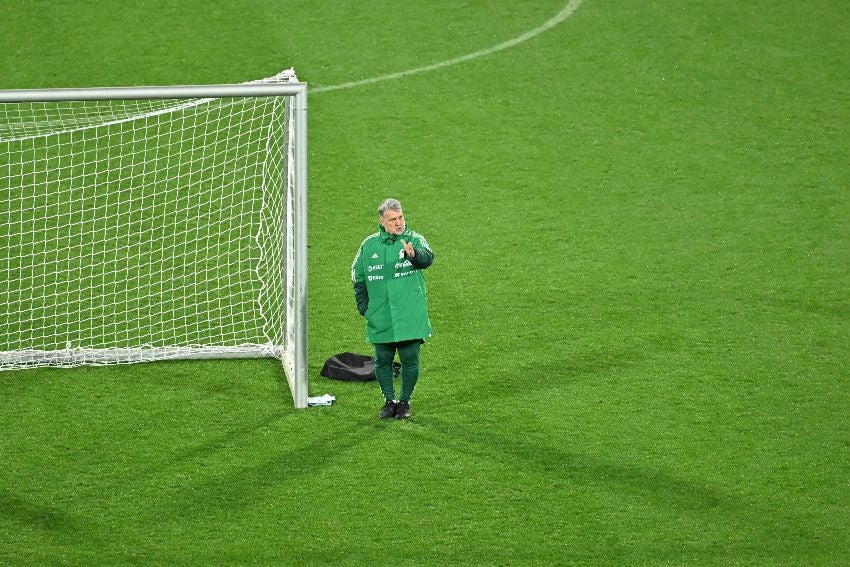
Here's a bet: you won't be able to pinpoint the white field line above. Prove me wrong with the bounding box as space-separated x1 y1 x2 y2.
313 0 585 94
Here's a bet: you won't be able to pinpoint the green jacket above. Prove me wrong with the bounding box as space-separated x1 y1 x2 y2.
351 225 435 343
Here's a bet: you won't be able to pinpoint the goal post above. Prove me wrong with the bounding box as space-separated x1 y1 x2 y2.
0 70 309 408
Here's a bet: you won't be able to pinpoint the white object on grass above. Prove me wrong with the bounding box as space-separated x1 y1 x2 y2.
307 394 336 407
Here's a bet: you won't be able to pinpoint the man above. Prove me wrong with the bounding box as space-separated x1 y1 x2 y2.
351 198 435 419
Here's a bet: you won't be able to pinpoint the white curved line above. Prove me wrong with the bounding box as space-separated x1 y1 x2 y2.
313 0 585 94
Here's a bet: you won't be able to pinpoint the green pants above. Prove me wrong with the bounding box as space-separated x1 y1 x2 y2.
373 340 422 402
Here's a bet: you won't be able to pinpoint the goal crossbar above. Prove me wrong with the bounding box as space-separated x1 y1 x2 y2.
0 83 307 103
0 79 309 408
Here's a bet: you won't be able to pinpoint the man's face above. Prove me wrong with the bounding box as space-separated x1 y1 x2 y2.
380 209 405 235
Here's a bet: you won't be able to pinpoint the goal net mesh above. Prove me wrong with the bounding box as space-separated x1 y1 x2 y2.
0 70 300 373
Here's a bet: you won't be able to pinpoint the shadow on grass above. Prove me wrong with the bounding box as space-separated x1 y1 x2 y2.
388 345 679 512
412 412 727 513
429 341 652 405
159 412 387 513
406 414 819 560
0 488 95 544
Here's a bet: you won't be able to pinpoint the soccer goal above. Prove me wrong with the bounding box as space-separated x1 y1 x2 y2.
0 69 309 408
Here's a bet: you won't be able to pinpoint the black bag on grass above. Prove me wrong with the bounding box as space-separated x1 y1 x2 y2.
320 352 399 382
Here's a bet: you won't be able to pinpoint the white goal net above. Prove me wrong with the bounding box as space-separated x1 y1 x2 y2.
0 69 308 407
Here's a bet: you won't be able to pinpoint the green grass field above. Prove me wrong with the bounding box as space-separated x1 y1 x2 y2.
1 1 848 564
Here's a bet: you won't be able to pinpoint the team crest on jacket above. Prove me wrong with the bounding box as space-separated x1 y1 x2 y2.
399 248 405 259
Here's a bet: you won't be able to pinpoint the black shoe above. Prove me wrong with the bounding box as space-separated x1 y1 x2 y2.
378 400 397 419
395 401 411 419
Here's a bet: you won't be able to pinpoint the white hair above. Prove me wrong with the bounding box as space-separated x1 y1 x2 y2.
378 198 403 217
